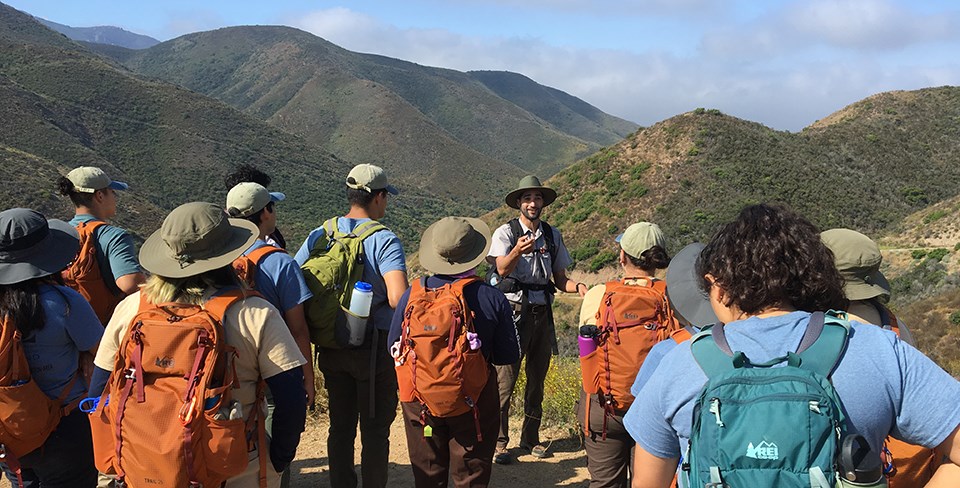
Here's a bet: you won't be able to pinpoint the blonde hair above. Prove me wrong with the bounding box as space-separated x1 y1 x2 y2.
141 266 242 305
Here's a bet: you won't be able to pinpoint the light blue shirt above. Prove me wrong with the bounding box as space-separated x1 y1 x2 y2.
294 218 406 330
69 214 141 292
625 311 960 459
244 240 312 314
24 285 104 403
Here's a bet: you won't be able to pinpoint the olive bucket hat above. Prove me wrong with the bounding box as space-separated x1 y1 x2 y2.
418 217 491 276
0 208 79 285
820 228 890 301
139 202 259 278
504 175 557 209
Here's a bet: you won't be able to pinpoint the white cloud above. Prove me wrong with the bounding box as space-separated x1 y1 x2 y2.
435 0 723 15
290 6 960 132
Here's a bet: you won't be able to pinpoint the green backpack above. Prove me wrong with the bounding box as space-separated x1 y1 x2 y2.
300 217 385 348
685 311 851 488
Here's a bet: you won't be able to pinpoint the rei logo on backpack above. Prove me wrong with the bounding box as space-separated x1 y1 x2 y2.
580 278 678 438
0 317 79 484
301 217 385 348
61 220 121 325
685 311 851 488
233 244 284 289
89 290 266 488
394 277 489 439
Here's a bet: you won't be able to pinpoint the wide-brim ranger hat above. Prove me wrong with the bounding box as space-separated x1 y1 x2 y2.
820 228 890 301
140 202 259 279
66 166 129 193
665 242 719 327
0 208 79 285
419 217 492 276
505 175 558 209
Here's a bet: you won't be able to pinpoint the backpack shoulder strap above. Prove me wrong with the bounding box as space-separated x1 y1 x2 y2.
322 217 339 237
353 219 387 241
450 275 482 294
203 289 249 321
670 326 695 344
873 300 900 336
540 220 557 257
246 245 283 265
690 327 734 378
796 311 850 378
507 218 523 248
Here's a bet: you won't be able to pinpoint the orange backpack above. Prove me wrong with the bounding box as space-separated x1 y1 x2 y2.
0 316 80 486
61 220 123 325
232 244 284 289
580 278 679 438
394 276 488 439
875 305 939 488
89 290 267 488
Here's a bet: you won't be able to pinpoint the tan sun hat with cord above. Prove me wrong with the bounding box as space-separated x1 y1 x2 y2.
139 202 259 278
504 175 557 209
418 217 491 276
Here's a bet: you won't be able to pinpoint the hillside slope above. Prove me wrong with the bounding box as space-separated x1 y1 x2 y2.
0 4 354 242
94 26 637 187
37 18 159 49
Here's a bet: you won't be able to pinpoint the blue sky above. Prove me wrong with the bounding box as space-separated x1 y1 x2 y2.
8 0 960 131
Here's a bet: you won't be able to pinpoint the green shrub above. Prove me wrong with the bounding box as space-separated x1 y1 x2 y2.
955 242 960 251
924 210 948 224
927 248 949 261
950 311 960 326
589 250 618 272
901 186 929 205
911 249 928 260
511 356 581 428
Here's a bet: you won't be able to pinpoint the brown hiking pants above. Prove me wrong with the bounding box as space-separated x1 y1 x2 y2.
577 391 634 488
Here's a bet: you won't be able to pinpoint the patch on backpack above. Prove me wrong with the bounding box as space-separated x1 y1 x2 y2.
745 441 779 460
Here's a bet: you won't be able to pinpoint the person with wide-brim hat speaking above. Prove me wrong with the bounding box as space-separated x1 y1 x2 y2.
389 216 519 487
487 175 585 464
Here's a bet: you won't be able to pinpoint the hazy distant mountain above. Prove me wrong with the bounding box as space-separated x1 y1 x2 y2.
37 17 159 49
89 26 638 185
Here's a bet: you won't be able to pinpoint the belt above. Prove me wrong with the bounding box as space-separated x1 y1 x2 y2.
511 302 550 313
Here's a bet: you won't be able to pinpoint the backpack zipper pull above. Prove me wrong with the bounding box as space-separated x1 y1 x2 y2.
709 397 724 427
809 400 822 414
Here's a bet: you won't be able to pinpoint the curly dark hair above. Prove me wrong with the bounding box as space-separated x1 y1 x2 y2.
626 245 671 272
695 203 847 314
225 164 271 190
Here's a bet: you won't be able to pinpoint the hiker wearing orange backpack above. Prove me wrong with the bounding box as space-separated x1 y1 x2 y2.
389 216 520 487
821 228 940 488
87 202 308 488
576 222 680 487
57 167 145 325
0 208 103 488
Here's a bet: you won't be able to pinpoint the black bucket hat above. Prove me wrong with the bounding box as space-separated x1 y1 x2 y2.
0 208 79 285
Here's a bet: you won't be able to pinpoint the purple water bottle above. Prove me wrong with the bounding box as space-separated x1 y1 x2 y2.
578 325 599 356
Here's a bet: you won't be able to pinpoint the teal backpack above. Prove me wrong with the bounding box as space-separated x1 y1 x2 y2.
685 311 851 488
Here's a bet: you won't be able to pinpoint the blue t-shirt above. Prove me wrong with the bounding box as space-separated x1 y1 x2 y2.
625 311 960 460
244 240 312 314
69 214 141 292
22 285 104 403
294 218 407 330
387 275 520 366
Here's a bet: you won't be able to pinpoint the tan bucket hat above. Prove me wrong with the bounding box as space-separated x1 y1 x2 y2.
820 228 889 301
140 202 259 278
419 217 491 276
504 175 557 209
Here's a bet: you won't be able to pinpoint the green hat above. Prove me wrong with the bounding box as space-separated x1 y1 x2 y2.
418 216 491 275
504 175 557 209
226 182 285 218
347 164 399 195
66 166 129 193
820 228 889 301
616 222 666 258
140 202 258 278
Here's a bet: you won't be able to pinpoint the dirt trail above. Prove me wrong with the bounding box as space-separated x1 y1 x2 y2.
0 414 591 488
290 412 590 487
